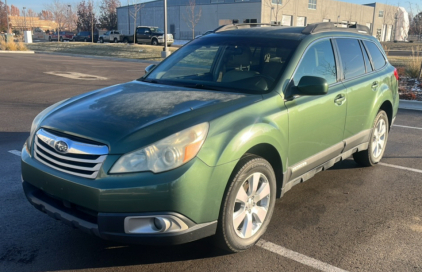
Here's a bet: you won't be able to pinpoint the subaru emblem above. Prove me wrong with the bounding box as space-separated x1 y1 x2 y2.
55 141 68 153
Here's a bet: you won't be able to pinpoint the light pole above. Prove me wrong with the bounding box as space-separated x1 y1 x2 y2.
161 0 170 58
68 5 71 31
5 0 10 34
23 7 26 31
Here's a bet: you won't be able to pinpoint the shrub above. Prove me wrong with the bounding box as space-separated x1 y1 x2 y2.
16 41 27 51
0 35 6 50
405 46 422 79
399 91 417 100
396 67 406 78
5 40 18 51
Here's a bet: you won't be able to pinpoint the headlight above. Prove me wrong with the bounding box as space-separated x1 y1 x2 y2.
110 123 209 174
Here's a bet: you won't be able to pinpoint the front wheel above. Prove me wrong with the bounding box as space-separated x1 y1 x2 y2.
353 110 389 166
151 39 158 45
114 38 118 43
214 155 276 252
99 38 104 43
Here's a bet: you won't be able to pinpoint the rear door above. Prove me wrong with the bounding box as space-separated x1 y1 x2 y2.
136 27 149 43
335 38 381 151
285 38 347 179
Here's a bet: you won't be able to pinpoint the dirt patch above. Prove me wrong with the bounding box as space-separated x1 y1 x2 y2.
26 42 179 60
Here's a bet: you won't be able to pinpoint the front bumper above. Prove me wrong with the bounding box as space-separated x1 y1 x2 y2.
23 181 217 245
21 145 237 244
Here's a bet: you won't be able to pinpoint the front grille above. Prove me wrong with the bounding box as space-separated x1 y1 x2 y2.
34 129 108 179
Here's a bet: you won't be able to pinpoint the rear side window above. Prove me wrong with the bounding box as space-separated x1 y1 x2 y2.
336 38 365 80
363 40 386 70
293 39 337 85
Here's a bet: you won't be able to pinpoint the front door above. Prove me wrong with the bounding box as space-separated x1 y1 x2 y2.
285 39 347 179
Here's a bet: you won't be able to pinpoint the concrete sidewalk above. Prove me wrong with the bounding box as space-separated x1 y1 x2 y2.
399 100 422 111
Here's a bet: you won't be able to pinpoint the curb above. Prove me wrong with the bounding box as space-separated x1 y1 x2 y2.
399 99 422 111
33 51 160 64
0 50 35 54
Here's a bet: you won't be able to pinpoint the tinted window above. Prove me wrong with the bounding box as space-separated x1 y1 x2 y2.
363 40 386 70
336 39 365 80
360 41 373 73
145 36 299 94
293 39 337 85
137 28 145 34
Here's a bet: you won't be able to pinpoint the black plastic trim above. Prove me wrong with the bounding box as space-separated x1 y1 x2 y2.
22 181 217 245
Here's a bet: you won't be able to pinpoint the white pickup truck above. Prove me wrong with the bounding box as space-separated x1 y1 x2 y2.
99 30 122 43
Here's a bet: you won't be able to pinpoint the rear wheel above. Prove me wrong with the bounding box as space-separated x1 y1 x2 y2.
214 155 276 252
99 38 104 43
353 110 389 166
59 37 63 42
114 38 118 43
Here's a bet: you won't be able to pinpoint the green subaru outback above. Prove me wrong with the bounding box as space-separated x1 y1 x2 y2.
21 22 399 252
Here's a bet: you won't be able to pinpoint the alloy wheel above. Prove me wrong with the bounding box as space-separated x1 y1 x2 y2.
233 172 271 239
372 118 387 159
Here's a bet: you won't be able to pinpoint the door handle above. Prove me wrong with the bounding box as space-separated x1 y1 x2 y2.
372 81 379 90
334 94 346 105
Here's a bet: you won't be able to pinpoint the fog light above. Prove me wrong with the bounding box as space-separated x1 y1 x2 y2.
153 217 171 232
124 214 189 234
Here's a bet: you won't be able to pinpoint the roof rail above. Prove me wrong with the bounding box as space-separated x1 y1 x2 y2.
215 23 280 33
302 22 371 35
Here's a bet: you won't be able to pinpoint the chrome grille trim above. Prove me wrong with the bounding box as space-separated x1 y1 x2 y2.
37 128 109 155
34 129 108 179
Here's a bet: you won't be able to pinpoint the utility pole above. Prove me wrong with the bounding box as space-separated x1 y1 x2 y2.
68 5 71 30
161 0 170 58
23 7 26 31
5 0 10 34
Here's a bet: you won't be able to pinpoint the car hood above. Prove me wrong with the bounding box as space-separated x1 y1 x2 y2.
40 81 259 154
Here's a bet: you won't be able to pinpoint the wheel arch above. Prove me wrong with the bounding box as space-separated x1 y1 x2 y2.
379 100 393 130
242 144 284 198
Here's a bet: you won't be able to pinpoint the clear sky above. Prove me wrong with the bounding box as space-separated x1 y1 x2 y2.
6 0 421 14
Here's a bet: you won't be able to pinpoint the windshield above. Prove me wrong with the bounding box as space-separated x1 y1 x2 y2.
150 28 164 33
143 35 299 93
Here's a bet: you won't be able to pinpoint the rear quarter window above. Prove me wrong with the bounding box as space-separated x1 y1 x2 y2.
363 40 386 70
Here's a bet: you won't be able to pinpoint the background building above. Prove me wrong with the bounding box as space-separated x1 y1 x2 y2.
117 0 409 41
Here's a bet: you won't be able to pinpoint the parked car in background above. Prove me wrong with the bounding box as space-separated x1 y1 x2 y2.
49 31 74 42
122 26 173 46
72 31 99 43
99 30 122 43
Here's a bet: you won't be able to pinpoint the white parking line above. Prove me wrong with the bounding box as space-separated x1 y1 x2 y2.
257 240 348 272
393 125 422 130
378 162 422 174
8 150 22 156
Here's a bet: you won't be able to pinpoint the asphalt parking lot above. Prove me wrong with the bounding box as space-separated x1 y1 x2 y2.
1 53 422 272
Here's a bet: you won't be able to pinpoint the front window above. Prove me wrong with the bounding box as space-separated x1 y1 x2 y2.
142 35 299 94
308 0 317 10
150 28 164 33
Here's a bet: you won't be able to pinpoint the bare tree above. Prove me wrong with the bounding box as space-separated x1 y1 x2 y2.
26 8 36 31
46 0 67 41
408 2 422 41
183 0 202 39
128 0 143 43
263 0 291 25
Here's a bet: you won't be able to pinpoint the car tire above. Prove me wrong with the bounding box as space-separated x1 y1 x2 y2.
151 39 158 45
114 38 118 43
49 36 52 42
100 38 103 43
353 110 389 167
214 155 276 253
60 37 63 42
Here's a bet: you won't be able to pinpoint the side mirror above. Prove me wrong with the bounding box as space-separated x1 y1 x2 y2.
145 64 156 74
296 76 328 96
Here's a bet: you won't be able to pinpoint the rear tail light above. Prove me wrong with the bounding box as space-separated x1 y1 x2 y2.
393 68 399 81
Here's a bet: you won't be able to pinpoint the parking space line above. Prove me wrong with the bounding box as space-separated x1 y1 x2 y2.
8 150 22 157
257 240 348 272
393 125 422 130
378 162 422 174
